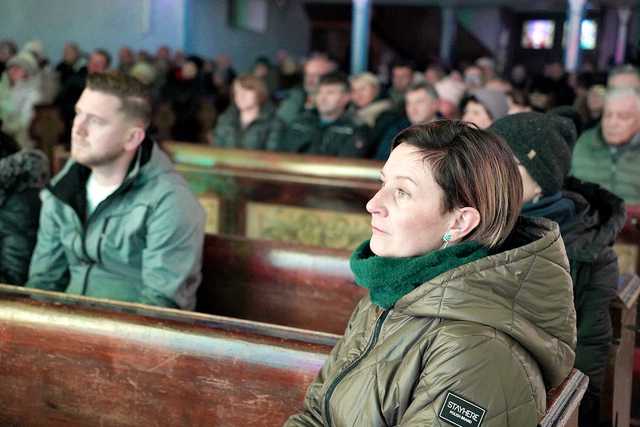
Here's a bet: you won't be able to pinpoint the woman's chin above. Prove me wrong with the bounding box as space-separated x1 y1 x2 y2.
369 237 394 257
369 237 383 257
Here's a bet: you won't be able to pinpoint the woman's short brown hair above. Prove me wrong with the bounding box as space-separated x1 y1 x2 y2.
233 74 269 106
392 120 522 248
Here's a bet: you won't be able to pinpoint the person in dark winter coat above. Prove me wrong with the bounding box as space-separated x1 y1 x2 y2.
374 81 440 160
491 112 626 426
276 54 336 125
286 121 576 427
212 74 285 150
161 55 210 142
281 72 371 157
0 130 49 285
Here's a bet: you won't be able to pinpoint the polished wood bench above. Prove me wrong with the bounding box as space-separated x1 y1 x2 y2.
0 284 337 427
163 142 381 251
197 233 366 335
0 284 587 426
611 206 640 426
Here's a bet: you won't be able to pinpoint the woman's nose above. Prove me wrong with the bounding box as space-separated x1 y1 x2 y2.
366 190 387 216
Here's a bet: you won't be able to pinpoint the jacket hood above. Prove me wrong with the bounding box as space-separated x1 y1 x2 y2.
0 149 49 206
561 176 627 261
130 138 174 186
394 216 576 388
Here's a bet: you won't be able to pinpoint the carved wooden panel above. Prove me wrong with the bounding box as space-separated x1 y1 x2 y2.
614 243 639 275
198 194 220 234
245 202 370 250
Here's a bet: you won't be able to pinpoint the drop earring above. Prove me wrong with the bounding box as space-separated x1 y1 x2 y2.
441 230 453 249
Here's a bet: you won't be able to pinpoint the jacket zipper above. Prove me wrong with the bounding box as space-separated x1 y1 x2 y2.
80 263 93 295
323 309 389 427
79 189 121 295
56 180 133 296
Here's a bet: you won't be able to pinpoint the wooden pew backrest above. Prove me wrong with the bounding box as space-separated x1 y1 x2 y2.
164 143 380 250
615 205 640 275
0 285 336 427
163 142 382 182
198 234 366 335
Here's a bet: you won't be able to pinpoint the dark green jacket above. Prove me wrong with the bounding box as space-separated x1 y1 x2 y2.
0 149 48 285
571 125 640 203
27 139 205 310
286 217 577 427
213 103 285 151
281 111 372 158
0 189 41 285
276 87 308 125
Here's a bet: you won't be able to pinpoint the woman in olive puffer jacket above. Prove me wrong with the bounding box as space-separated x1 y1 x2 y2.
0 131 49 285
285 121 577 427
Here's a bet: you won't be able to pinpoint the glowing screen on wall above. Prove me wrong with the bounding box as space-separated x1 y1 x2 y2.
521 20 555 49
580 20 597 49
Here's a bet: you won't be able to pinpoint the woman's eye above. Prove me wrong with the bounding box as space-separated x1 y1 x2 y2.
395 188 410 199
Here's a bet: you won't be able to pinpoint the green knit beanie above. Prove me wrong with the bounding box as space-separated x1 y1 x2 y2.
490 112 576 194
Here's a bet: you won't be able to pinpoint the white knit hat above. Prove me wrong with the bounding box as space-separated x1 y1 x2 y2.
435 78 466 105
7 51 38 76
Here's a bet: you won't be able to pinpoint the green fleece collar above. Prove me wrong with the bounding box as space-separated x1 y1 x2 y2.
350 240 489 309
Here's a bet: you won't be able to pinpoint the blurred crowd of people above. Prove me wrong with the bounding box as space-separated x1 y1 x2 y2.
0 38 639 205
0 40 611 145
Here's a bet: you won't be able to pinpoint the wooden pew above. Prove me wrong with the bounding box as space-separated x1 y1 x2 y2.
0 284 586 426
614 205 640 275
163 141 381 181
611 206 640 426
0 284 336 427
601 273 640 427
163 142 381 251
197 233 366 335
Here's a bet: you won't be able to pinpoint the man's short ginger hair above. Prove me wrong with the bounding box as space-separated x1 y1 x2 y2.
86 71 152 127
392 120 523 248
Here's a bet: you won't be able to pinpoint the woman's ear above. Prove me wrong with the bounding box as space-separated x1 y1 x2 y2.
448 207 481 243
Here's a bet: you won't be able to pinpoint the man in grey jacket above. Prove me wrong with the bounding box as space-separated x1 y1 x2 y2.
28 72 205 310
